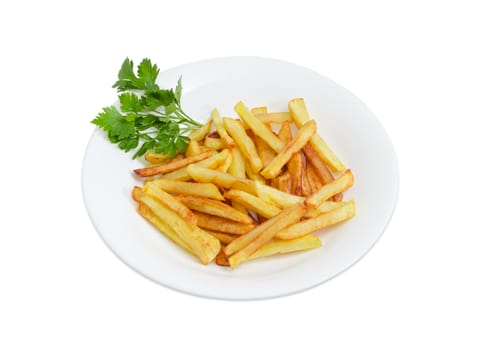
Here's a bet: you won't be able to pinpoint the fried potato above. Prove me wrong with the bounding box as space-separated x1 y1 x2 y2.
276 172 292 194
256 112 292 124
137 202 193 254
223 117 263 173
251 106 267 115
162 149 230 181
304 200 344 218
175 194 255 224
132 186 143 202
224 189 281 219
301 167 312 196
277 120 292 143
254 181 304 208
134 151 213 177
194 211 257 235
215 247 231 266
234 101 285 153
185 140 201 157
249 234 321 260
288 98 345 172
189 118 212 141
148 178 224 201
216 148 233 172
203 231 237 244
143 182 197 226
276 200 356 239
288 152 303 196
245 160 265 184
254 132 276 169
305 161 323 193
144 151 173 164
306 170 354 208
260 120 316 179
211 108 235 148
227 203 307 268
140 194 220 264
187 164 256 194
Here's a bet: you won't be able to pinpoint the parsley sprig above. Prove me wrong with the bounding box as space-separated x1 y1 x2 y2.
91 58 202 158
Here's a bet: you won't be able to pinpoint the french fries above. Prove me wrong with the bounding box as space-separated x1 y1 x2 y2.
132 98 356 268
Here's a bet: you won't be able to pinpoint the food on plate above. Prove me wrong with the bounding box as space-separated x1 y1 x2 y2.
128 98 355 268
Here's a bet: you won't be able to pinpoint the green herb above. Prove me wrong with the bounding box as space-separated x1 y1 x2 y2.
91 58 202 158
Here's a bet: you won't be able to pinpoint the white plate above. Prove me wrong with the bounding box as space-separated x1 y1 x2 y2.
82 56 399 300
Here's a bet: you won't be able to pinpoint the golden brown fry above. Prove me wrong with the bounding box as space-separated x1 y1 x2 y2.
277 172 292 194
288 98 345 172
251 106 268 115
254 181 304 208
254 130 276 169
148 178 224 200
245 160 265 184
203 231 237 244
228 203 307 268
224 189 281 219
301 165 312 196
189 118 212 141
140 194 220 264
137 202 193 254
305 170 354 208
194 211 257 235
276 200 356 239
223 117 263 173
277 120 292 143
134 151 213 177
144 151 172 164
304 200 346 218
211 108 235 148
187 164 256 194
132 186 143 202
249 234 321 261
261 120 317 179
175 194 254 224
216 148 233 172
143 182 197 226
287 152 303 196
234 101 285 153
162 149 230 181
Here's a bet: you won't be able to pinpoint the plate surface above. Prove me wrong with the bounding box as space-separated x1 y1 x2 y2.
82 56 399 300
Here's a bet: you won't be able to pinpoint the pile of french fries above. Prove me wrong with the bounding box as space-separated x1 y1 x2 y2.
131 98 355 268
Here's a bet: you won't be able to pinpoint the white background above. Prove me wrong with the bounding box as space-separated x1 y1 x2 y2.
1 0 479 349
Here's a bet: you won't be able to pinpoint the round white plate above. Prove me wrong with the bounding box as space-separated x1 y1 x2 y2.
82 56 399 300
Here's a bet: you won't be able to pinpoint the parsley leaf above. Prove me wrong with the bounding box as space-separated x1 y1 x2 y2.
92 58 202 159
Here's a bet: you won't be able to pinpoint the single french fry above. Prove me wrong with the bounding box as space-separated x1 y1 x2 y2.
223 117 263 173
143 182 197 226
137 202 194 254
162 149 230 181
185 140 201 157
211 108 235 148
234 101 285 153
140 194 220 264
301 166 312 196
245 160 265 184
144 151 172 164
204 136 225 151
148 178 224 201
276 200 356 239
134 151 213 177
288 98 345 172
277 172 292 194
277 120 292 143
254 131 276 169
254 181 304 208
187 164 256 194
194 211 257 235
306 170 354 208
249 234 321 260
261 120 317 179
224 189 281 219
288 152 303 196
175 194 255 224
228 147 246 178
189 118 212 141
231 201 250 216
228 203 307 268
